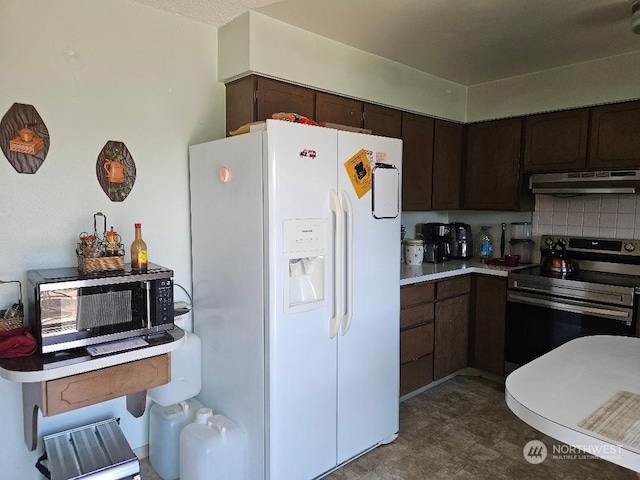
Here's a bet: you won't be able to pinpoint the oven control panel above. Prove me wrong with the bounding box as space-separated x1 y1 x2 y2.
540 235 640 257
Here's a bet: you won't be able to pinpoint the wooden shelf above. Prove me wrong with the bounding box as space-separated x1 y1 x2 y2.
0 328 185 451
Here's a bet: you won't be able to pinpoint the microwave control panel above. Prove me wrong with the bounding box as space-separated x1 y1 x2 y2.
155 278 174 325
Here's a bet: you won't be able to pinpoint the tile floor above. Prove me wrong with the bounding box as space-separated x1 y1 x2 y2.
140 375 634 479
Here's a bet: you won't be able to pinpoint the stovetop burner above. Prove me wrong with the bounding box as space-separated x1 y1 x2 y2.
514 265 640 290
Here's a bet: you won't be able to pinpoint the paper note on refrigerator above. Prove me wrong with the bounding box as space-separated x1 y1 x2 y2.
343 149 372 199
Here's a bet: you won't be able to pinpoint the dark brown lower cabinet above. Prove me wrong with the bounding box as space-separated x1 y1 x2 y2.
399 282 435 396
400 322 434 396
400 355 433 397
434 293 469 380
400 274 506 397
472 275 507 376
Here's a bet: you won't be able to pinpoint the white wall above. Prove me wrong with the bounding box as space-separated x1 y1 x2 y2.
467 51 640 121
219 12 468 122
0 1 223 477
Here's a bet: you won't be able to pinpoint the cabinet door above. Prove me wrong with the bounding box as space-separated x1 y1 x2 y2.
400 302 434 330
400 282 435 307
401 113 434 211
434 294 469 380
400 356 433 397
256 77 315 123
363 103 402 138
225 76 257 136
524 108 589 173
464 118 524 211
315 92 362 128
432 120 464 210
400 323 434 364
436 273 471 300
589 100 640 169
472 276 506 376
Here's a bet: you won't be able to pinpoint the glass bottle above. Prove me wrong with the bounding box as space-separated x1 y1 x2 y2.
475 226 493 263
130 223 148 271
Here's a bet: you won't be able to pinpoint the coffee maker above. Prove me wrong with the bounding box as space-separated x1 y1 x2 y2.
416 223 451 263
449 223 473 259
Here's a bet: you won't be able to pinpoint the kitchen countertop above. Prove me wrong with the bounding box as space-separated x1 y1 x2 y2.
400 259 529 285
506 335 640 472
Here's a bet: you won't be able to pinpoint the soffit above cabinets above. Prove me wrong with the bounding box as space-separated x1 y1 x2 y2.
131 0 640 86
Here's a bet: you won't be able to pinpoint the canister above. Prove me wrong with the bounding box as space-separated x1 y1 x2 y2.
509 239 535 263
510 222 532 240
403 239 424 266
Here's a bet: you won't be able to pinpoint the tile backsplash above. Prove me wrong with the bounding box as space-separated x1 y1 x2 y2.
533 194 640 240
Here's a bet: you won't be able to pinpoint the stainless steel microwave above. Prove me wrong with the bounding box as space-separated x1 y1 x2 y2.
27 263 174 353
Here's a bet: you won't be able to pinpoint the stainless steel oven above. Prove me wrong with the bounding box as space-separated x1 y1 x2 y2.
505 236 640 373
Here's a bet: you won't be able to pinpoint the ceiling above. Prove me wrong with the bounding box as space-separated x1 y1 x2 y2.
132 0 640 86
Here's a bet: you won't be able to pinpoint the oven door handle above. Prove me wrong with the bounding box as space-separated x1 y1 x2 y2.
507 291 633 323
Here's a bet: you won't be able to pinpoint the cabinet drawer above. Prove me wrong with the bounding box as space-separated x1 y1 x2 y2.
400 323 434 364
400 355 433 397
44 354 170 416
400 302 434 330
400 282 435 307
436 275 471 299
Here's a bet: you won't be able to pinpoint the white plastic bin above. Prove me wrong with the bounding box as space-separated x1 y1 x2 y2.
149 397 203 480
180 408 245 480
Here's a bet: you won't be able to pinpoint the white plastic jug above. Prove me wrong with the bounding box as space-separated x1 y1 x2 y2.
148 331 202 406
149 398 202 480
179 408 245 480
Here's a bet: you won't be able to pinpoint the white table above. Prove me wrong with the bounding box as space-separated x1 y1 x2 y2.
506 335 640 473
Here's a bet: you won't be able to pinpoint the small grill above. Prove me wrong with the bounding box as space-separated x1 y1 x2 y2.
39 418 140 480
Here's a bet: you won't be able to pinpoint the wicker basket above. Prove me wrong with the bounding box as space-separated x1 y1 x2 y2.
0 280 23 331
78 254 125 274
0 313 23 331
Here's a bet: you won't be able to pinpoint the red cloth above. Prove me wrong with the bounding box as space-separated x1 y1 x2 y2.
0 327 37 358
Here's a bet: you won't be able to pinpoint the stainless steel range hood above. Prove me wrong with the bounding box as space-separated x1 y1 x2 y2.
529 170 640 195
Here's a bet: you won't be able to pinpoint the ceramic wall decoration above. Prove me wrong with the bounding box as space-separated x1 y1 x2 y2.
0 103 50 174
96 141 136 202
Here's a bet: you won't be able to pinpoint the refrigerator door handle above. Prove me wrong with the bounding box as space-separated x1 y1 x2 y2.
340 190 354 336
329 189 342 339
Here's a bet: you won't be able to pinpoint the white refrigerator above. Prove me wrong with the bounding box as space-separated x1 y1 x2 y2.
189 120 402 480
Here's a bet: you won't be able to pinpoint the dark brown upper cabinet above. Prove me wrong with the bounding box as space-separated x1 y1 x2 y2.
315 92 362 128
589 100 640 170
225 75 256 135
363 104 402 138
523 108 590 173
432 120 464 210
401 113 434 211
464 117 528 211
225 76 315 135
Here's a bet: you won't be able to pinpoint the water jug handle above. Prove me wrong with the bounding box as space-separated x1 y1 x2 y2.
208 419 228 440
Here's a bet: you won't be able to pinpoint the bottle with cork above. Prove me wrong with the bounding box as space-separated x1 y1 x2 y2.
130 223 148 271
